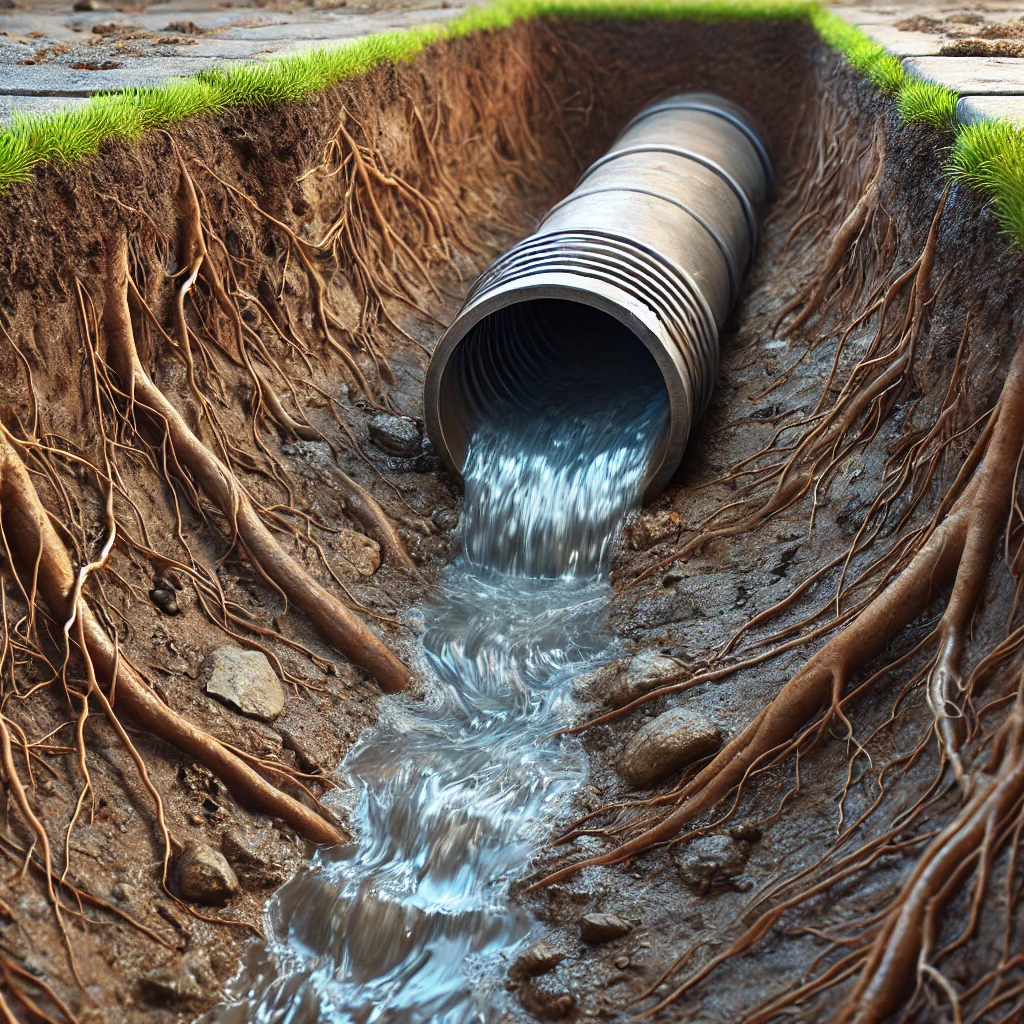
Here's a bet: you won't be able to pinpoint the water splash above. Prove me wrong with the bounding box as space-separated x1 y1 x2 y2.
205 332 668 1024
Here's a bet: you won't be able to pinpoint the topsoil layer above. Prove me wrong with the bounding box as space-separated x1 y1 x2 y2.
0 13 1019 1024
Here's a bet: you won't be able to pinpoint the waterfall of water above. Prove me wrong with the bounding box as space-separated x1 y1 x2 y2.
206 334 668 1024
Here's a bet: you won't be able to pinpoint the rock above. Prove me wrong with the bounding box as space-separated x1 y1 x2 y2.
510 940 566 980
221 829 287 890
608 652 686 708
614 954 631 969
517 974 574 1020
430 506 459 532
580 912 633 943
677 834 751 895
729 820 763 844
149 586 180 615
334 528 381 577
142 960 204 1004
369 413 421 458
205 647 285 722
617 707 721 789
173 843 239 905
626 508 682 550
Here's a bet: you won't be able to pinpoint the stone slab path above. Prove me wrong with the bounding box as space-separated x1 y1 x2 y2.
0 0 481 124
4 0 1024 131
833 1 1024 125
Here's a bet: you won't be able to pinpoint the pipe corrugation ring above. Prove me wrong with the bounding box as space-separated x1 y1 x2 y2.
424 91 771 500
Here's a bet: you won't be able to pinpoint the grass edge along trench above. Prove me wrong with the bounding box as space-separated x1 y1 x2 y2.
0 0 1020 245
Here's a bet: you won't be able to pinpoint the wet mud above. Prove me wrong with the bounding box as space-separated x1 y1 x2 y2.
0 12 1019 1024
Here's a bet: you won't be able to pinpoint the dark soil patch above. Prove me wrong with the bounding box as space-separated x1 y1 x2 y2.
0 12 1019 1024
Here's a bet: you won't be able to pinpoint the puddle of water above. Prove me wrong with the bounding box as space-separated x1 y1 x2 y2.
206 330 668 1023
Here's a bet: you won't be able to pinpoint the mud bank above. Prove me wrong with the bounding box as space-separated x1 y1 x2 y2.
0 12 1019 1024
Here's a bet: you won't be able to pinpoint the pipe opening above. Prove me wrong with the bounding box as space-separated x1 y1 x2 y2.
435 297 672 494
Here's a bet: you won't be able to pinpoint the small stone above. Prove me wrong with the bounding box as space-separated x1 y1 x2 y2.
205 647 285 722
510 940 566 980
580 913 633 943
149 587 180 615
729 820 763 843
617 707 721 789
517 974 574 1020
614 955 631 969
278 717 344 774
142 960 204 1004
221 829 287 890
608 652 686 708
173 843 239 905
677 834 751 895
334 528 381 577
430 506 459 531
369 413 422 458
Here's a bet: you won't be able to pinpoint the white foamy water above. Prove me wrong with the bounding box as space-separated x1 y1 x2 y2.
205 330 667 1024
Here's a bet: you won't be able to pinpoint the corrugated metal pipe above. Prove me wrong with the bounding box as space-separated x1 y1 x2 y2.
423 92 774 499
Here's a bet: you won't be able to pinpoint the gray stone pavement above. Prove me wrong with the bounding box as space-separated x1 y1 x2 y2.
0 0 480 122
5 0 1024 131
833 2 1024 125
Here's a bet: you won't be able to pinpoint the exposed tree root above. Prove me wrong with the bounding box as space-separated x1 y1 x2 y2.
0 426 346 847
103 231 413 694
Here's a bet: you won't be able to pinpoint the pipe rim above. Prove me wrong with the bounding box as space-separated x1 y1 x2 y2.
425 277 696 502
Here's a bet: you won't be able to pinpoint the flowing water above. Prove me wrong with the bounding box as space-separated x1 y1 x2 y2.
207 328 668 1024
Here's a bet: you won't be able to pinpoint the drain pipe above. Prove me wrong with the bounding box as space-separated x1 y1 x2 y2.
423 92 773 499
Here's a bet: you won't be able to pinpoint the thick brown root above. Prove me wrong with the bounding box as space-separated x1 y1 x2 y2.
103 231 413 694
926 337 1024 784
0 428 346 847
528 482 975 890
831 702 1024 1024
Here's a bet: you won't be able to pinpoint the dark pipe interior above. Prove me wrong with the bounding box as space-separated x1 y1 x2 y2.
438 299 670 474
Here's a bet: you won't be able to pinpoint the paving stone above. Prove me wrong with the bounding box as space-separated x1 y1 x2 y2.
958 94 1024 125
0 58 225 96
0 94 89 121
904 55 1024 94
856 24 945 56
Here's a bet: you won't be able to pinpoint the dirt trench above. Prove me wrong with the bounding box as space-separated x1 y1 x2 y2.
0 12 1019 1024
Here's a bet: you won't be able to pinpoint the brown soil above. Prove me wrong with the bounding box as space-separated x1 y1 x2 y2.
0 12 1020 1024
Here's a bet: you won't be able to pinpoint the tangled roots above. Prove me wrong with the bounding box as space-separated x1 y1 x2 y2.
105 231 413 694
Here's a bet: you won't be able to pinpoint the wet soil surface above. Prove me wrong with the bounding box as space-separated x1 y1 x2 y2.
0 13 1020 1024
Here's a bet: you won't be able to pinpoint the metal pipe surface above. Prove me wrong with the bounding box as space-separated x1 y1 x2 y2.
424 92 773 499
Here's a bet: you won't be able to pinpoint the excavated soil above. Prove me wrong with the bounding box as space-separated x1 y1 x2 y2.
0 13 1020 1024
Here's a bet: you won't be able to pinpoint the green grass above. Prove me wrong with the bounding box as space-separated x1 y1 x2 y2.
0 0 997 231
952 119 1024 244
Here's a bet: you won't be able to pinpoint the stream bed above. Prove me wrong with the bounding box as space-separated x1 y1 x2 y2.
208 332 668 1023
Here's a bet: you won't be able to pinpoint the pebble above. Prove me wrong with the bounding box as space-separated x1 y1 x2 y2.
510 940 567 980
580 913 633 943
142 960 204 1004
677 834 751 895
614 955 631 969
334 528 381 577
369 413 422 458
517 974 575 1020
617 707 721 789
608 652 685 708
221 829 287 890
205 647 285 722
173 843 240 905
149 586 180 615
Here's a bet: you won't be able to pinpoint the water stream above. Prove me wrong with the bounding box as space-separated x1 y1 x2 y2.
207 330 668 1024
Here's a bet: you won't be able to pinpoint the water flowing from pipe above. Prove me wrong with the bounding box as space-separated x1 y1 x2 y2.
206 333 668 1024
